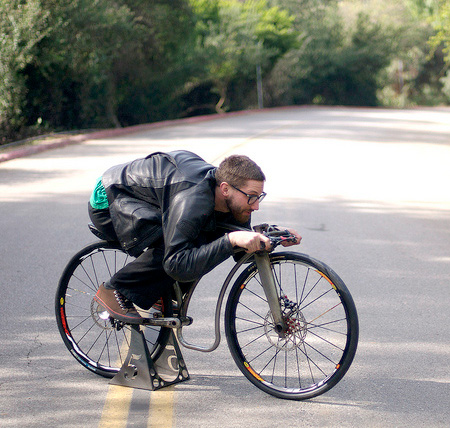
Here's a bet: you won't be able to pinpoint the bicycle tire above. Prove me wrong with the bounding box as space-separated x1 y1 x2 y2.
225 252 358 400
55 240 172 378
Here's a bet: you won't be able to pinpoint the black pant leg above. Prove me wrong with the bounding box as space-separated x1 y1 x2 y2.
89 202 174 309
109 245 174 310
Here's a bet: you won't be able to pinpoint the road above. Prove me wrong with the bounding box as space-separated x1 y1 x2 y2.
0 106 449 427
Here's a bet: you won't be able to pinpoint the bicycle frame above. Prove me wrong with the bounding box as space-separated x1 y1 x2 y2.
175 250 286 352
57 227 358 399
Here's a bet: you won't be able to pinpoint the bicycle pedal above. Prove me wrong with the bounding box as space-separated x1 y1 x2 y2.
110 318 125 330
180 316 193 326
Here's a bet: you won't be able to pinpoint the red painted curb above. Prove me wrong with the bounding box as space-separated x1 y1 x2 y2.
0 106 309 163
0 111 245 163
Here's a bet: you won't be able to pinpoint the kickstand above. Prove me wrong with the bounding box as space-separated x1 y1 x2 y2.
110 324 190 391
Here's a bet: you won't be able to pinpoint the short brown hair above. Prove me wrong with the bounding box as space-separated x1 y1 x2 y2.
215 155 265 188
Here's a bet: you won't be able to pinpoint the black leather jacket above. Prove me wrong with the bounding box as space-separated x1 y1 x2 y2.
102 150 247 282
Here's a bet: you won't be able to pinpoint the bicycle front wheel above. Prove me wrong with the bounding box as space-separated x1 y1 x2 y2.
55 241 172 378
225 252 358 400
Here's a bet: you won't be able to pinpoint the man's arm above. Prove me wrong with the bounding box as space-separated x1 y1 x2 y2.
162 189 276 282
228 231 271 253
162 188 234 282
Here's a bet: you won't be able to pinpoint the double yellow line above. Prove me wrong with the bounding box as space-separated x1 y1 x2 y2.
97 125 292 426
98 385 175 428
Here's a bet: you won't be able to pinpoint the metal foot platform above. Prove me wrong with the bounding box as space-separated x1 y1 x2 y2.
110 324 190 391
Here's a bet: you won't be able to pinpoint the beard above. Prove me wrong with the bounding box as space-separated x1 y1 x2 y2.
226 198 253 224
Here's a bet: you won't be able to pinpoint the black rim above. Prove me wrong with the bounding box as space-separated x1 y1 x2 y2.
226 252 358 399
55 241 171 378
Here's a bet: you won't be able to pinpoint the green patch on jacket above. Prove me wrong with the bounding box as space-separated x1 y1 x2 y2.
90 177 109 209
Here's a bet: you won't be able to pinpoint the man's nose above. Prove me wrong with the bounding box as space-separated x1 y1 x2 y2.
252 200 260 211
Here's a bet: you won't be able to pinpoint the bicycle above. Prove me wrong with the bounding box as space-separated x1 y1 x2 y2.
55 223 358 400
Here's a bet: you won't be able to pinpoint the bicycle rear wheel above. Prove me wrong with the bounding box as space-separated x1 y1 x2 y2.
225 252 358 400
55 241 172 378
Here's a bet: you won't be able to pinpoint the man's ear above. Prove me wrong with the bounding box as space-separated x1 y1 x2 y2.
219 181 231 198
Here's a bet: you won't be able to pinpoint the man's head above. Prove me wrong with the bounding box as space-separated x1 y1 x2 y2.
215 155 266 223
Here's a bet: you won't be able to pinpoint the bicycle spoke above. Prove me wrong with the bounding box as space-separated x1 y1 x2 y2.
226 253 358 400
235 319 266 332
101 250 114 279
303 338 339 367
307 329 345 352
64 298 92 313
89 255 100 289
56 242 171 378
242 283 267 303
237 330 267 350
97 329 113 366
237 301 268 323
67 313 92 332
69 273 97 294
308 318 348 335
113 329 124 366
300 287 334 312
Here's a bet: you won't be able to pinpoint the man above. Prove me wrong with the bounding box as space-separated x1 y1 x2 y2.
89 150 301 324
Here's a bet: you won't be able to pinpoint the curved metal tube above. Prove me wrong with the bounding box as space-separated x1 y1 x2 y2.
175 252 253 352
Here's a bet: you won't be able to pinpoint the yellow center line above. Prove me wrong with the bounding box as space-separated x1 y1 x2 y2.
98 384 134 428
98 328 135 428
148 386 176 428
98 126 287 426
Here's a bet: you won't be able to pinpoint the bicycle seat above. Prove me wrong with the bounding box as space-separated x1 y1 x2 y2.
88 223 109 240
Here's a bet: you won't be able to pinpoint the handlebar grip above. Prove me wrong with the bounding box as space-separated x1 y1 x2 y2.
267 230 288 237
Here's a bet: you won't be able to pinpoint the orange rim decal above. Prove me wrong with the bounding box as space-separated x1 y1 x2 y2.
316 271 337 290
244 362 264 382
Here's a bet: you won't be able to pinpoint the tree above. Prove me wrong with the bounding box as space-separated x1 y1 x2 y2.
0 0 50 142
111 0 196 126
2 0 447 145
22 0 195 131
380 0 450 106
267 1 395 106
23 0 137 130
268 0 449 107
427 1 450 62
185 0 297 113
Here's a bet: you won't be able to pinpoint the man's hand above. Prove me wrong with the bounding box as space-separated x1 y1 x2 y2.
228 231 271 253
279 227 302 247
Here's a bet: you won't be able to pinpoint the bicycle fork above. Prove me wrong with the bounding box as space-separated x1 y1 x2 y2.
253 252 287 337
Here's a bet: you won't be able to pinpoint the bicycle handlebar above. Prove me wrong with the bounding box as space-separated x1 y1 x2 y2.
216 221 297 252
254 223 297 250
266 231 298 248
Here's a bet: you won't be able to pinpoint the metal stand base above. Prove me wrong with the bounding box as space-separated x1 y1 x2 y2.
110 325 190 391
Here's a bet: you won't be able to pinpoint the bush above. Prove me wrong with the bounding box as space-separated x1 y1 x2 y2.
266 11 394 106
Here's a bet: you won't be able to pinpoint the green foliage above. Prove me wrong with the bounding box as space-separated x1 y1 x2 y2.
18 0 195 133
1 0 449 145
428 0 450 62
0 0 50 141
267 4 394 106
185 0 297 112
404 0 440 17
368 0 449 107
24 0 137 129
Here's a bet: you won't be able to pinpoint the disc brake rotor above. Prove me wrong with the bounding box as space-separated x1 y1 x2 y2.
263 298 308 351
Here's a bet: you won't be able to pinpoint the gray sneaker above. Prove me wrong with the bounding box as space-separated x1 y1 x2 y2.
94 283 143 324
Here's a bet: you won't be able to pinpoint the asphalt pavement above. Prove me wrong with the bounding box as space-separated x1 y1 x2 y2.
0 106 449 427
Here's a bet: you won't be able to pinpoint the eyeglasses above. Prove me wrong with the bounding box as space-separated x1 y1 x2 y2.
230 184 266 205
